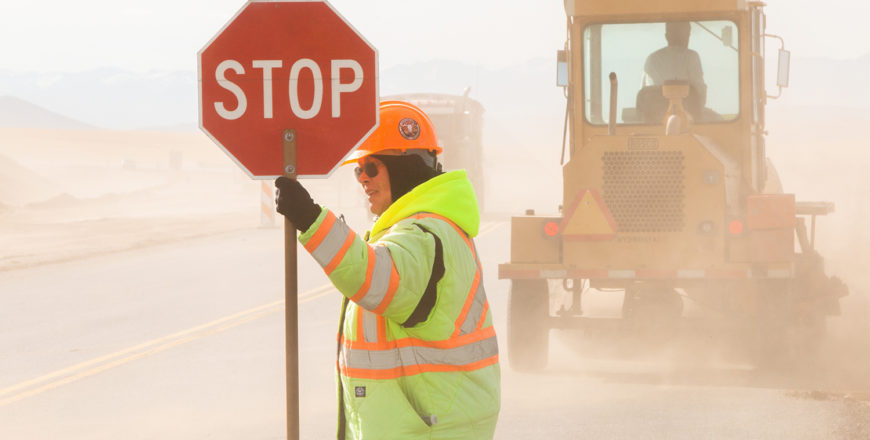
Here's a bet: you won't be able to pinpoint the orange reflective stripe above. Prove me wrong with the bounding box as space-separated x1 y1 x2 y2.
410 212 466 237
376 315 386 343
308 214 355 270
303 211 336 253
411 212 490 335
342 324 496 351
476 301 490 331
340 331 498 378
340 354 499 380
355 304 365 343
350 246 376 303
457 267 488 335
372 264 400 315
323 231 354 275
452 270 481 337
340 211 500 381
411 213 474 255
355 245 399 311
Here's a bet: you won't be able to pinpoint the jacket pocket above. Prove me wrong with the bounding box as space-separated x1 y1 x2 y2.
345 379 431 440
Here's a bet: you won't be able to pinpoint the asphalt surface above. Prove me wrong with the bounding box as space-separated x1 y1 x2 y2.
2 221 869 439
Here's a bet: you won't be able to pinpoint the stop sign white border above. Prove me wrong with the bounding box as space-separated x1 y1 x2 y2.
197 0 379 179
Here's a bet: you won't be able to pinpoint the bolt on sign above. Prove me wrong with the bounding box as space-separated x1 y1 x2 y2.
198 0 379 178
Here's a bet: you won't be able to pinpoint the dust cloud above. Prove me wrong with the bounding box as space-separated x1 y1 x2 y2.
494 99 870 408
2 63 870 440
766 105 870 393
0 125 387 271
0 128 255 270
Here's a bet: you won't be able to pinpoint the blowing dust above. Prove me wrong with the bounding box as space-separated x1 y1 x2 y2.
494 101 870 400
766 104 870 393
1 81 869 439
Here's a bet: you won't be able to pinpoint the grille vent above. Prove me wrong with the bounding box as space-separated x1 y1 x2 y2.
602 151 685 233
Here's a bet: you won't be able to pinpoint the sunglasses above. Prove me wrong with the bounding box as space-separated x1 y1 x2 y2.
354 162 380 179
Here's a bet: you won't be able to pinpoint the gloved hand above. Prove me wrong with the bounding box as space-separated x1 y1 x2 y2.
275 176 321 231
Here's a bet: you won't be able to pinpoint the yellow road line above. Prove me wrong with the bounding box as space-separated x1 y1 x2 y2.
2 221 507 406
0 282 335 406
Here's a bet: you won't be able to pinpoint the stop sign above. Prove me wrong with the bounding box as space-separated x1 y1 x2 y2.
198 0 378 178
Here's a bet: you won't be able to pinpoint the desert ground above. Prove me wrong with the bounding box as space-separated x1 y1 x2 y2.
1 110 869 438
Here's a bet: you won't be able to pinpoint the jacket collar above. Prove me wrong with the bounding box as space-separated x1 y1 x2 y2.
370 170 480 240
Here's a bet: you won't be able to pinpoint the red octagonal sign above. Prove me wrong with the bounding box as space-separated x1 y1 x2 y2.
198 0 378 178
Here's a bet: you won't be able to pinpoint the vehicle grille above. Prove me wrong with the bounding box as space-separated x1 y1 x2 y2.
602 151 685 233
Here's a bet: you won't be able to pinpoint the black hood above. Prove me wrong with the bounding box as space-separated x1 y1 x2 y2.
371 154 442 203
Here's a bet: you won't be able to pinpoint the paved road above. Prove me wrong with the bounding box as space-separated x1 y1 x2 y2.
1 221 869 439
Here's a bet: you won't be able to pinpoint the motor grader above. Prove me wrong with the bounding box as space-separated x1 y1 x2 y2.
498 0 848 371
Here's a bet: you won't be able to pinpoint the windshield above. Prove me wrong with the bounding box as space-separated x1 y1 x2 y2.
583 20 739 125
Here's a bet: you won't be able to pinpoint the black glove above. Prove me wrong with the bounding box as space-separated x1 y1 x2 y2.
274 176 321 231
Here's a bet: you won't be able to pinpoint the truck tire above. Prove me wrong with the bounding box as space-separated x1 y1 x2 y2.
750 279 827 370
507 279 550 371
753 280 794 369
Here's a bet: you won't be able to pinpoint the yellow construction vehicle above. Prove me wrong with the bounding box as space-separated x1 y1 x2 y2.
499 0 848 371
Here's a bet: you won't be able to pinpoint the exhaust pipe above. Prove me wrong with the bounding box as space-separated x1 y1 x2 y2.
608 72 617 135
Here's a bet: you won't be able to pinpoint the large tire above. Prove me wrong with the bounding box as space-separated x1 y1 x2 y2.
507 279 550 372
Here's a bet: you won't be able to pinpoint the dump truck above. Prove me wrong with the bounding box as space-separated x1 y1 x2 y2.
383 91 486 208
498 0 848 371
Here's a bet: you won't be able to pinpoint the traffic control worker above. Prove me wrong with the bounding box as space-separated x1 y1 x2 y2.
274 100 500 439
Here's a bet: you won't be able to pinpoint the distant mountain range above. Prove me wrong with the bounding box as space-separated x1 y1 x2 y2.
0 59 565 132
0 95 95 130
1 53 868 132
0 69 196 131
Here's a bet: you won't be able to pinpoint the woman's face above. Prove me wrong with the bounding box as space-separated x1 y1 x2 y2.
356 156 392 216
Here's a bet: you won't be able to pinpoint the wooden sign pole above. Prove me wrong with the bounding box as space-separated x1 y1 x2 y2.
282 129 299 440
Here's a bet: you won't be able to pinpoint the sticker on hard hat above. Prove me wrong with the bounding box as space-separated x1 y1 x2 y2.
398 118 421 140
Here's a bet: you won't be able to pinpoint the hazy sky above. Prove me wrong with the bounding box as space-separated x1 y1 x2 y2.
0 0 867 74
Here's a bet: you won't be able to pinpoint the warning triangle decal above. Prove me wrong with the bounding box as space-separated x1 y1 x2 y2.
560 188 617 240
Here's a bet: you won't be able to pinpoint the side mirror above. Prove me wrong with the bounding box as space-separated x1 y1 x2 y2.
776 49 790 88
556 50 569 88
765 34 789 99
721 26 733 48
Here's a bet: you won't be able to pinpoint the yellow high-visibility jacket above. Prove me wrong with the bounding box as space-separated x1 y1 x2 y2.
299 170 500 440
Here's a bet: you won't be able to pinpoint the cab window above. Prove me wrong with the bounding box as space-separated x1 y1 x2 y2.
583 20 739 125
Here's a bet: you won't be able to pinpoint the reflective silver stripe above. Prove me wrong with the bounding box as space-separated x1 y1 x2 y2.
609 270 636 279
310 219 352 268
677 269 705 279
356 245 395 311
540 270 568 279
457 246 488 335
362 309 379 343
341 335 499 371
458 277 487 335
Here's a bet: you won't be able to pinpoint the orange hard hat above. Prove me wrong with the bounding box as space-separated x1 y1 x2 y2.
343 100 442 165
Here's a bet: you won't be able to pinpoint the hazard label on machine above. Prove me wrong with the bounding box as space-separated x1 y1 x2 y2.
560 188 617 240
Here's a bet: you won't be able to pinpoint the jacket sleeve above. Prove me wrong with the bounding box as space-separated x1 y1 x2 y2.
298 208 434 324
